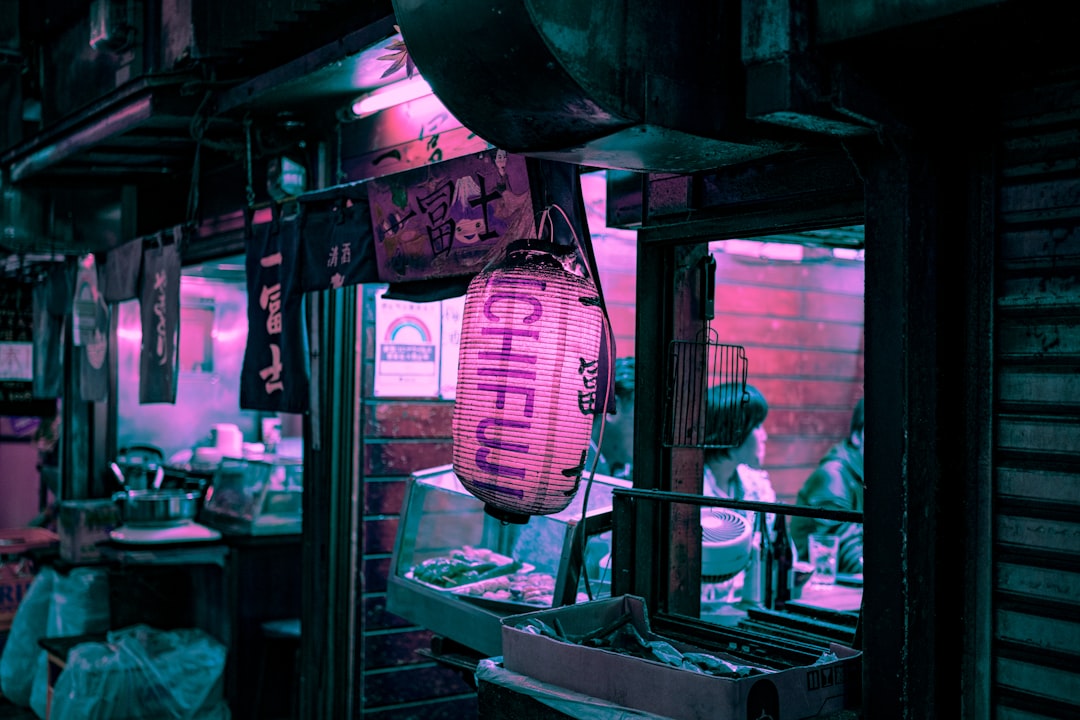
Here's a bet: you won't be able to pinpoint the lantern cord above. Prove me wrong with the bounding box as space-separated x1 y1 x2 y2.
537 198 622 604
578 303 616 602
538 196 619 603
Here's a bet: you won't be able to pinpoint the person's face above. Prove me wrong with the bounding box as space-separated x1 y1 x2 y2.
734 424 767 468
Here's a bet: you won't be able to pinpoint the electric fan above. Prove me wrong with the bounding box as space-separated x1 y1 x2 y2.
701 508 752 582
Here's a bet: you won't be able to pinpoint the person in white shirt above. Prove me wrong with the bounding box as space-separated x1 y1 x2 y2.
700 382 774 604
702 382 775 524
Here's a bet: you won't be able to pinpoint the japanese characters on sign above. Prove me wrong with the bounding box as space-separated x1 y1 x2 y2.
240 212 309 413
367 148 535 282
257 251 285 396
293 189 379 293
139 243 180 404
151 266 170 366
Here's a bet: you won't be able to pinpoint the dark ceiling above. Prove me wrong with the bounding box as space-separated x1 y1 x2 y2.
0 0 403 267
2 1 399 179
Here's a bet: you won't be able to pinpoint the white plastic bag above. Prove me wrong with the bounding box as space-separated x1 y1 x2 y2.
50 624 230 720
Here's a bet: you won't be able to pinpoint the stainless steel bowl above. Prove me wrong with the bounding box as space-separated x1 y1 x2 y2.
114 489 201 524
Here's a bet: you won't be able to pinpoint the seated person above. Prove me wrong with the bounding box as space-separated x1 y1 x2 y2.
790 398 865 574
700 383 775 604
702 382 775 525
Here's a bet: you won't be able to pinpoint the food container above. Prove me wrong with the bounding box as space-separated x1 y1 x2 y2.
59 500 121 562
114 489 202 524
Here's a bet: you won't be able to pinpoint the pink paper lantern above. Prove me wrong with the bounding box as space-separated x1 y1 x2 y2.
453 239 605 523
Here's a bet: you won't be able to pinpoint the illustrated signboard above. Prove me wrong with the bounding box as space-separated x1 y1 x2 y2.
367 148 535 282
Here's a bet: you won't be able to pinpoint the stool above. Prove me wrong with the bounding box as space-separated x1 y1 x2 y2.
253 619 301 720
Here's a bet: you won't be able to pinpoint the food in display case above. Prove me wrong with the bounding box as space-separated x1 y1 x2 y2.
387 464 628 657
451 570 559 607
406 546 525 589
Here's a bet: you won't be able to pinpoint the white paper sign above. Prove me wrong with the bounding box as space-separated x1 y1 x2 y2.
374 289 442 397
439 295 465 400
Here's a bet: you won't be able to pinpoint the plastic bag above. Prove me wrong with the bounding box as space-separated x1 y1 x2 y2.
48 566 112 636
30 566 112 718
49 624 230 720
0 566 55 707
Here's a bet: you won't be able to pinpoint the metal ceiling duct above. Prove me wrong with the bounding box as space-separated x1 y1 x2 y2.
391 0 799 173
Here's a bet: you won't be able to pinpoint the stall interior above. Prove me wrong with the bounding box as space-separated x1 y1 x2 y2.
112 255 304 538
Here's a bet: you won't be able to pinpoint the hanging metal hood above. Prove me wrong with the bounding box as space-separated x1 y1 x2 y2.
391 0 804 173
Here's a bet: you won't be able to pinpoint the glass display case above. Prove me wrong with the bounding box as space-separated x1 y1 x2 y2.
200 456 303 535
387 465 630 657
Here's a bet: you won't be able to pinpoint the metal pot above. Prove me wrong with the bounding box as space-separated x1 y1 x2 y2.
109 445 166 491
113 489 201 524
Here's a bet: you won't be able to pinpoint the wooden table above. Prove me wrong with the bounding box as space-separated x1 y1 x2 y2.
37 634 107 720
795 579 863 612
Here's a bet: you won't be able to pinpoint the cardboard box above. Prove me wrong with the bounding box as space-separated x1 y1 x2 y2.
0 557 37 632
501 595 861 720
58 500 120 563
0 527 57 631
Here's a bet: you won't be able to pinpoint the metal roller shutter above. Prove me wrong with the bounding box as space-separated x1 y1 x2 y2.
994 71 1080 719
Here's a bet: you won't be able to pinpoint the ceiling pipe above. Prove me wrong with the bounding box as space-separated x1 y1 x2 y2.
6 95 154 182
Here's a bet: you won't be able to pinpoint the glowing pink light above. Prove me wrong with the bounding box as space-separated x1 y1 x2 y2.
117 326 142 343
351 77 433 117
211 328 247 344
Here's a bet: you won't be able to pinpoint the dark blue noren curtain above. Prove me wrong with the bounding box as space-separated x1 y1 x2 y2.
139 243 181 404
241 207 310 412
103 236 144 303
32 263 72 399
76 261 109 402
294 185 379 293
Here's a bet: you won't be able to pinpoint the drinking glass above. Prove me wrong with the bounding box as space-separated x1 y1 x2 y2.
808 533 840 586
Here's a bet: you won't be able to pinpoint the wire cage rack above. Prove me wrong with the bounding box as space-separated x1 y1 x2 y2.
662 326 749 449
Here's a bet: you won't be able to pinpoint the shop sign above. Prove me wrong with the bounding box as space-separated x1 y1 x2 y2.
0 281 35 406
367 148 535 283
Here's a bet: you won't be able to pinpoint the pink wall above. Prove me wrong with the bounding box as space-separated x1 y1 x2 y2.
709 247 865 501
0 419 43 528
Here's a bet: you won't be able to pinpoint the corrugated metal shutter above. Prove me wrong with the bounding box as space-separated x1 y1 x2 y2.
994 72 1080 719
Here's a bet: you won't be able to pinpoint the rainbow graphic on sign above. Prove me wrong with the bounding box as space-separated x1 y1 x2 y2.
377 308 438 390
384 315 431 344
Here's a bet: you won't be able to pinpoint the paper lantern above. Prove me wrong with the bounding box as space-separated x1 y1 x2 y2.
453 239 605 523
